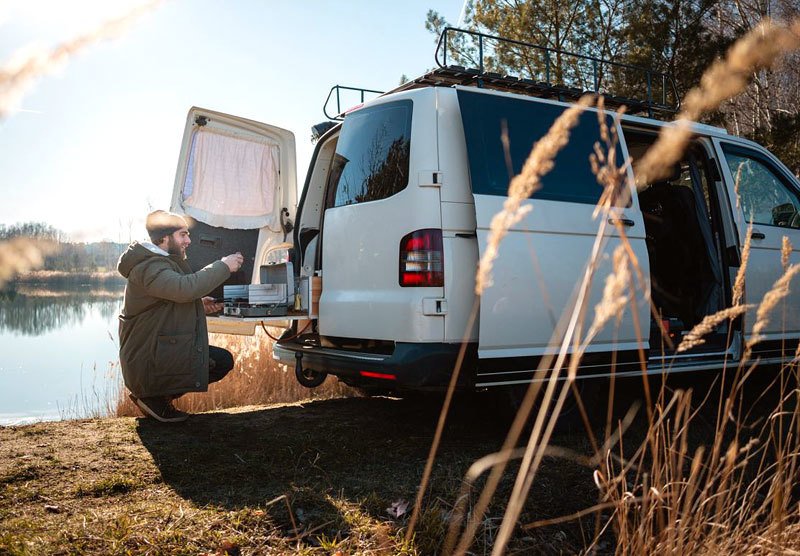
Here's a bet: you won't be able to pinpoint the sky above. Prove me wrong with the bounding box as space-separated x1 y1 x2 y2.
0 0 466 242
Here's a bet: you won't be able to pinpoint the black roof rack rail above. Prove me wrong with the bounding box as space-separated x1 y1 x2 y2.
323 85 385 121
321 28 679 121
393 27 680 118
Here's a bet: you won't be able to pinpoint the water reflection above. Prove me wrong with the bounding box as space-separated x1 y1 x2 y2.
0 285 124 425
0 286 123 336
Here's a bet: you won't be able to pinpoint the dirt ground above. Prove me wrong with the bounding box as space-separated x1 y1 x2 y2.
0 390 610 555
0 371 788 555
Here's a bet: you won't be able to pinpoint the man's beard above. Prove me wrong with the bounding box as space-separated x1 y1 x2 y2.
166 236 187 259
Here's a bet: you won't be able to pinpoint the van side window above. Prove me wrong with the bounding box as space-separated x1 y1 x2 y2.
457 91 615 204
722 145 800 229
326 100 412 208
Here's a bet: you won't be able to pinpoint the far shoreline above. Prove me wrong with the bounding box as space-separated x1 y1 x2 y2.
3 270 126 289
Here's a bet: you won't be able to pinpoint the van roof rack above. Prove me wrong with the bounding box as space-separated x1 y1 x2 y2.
393 27 680 118
323 85 385 121
321 28 680 121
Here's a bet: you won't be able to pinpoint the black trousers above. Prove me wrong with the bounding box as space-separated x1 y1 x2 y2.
208 345 234 385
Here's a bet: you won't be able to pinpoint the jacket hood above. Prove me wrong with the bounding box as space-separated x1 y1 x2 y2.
117 241 166 278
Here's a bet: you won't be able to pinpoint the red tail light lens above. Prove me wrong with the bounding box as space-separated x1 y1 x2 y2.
399 229 444 287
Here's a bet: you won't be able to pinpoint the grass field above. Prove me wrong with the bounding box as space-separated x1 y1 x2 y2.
1 369 797 555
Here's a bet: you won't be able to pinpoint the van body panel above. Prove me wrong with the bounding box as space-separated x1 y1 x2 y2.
713 137 800 347
453 88 651 360
472 196 650 358
437 89 480 342
318 89 445 342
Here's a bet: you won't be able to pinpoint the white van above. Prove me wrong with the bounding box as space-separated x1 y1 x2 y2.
170 30 800 392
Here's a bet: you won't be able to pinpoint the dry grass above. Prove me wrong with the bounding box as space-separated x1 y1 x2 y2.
592 334 800 555
116 328 356 417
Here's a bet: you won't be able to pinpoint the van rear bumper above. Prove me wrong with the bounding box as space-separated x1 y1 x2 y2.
273 339 477 390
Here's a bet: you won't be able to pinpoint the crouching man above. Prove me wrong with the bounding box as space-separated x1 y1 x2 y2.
118 210 244 422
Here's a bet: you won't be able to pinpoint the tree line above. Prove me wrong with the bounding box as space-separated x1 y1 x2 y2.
426 0 800 174
0 222 126 273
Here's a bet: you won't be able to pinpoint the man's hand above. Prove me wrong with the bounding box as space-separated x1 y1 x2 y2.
202 296 224 315
222 252 244 273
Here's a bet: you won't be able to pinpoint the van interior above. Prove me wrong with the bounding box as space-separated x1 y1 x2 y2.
624 129 734 354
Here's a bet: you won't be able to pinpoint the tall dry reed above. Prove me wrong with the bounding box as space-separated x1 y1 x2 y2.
116 328 355 416
0 1 161 118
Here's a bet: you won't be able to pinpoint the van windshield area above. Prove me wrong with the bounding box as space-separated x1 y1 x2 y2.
325 100 413 208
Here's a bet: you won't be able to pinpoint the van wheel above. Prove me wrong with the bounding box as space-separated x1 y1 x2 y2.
295 363 327 388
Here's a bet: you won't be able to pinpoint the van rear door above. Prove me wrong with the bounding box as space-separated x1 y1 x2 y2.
170 107 297 332
456 89 651 385
317 90 444 343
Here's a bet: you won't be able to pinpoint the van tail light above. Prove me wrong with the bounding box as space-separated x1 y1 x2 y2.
399 229 444 287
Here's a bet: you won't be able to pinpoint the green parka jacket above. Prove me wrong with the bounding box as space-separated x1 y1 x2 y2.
117 242 230 398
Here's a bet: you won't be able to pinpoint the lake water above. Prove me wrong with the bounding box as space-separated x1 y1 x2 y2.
0 286 125 425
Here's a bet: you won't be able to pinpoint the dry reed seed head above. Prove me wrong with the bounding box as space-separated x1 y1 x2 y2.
633 121 694 187
781 236 793 273
676 305 751 353
0 238 52 288
635 20 800 188
592 107 630 215
0 1 162 118
475 96 595 296
475 205 531 294
732 223 753 307
684 21 800 117
588 245 631 337
748 263 800 348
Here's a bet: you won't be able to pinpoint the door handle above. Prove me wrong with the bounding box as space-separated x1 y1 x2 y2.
608 218 635 227
751 231 766 240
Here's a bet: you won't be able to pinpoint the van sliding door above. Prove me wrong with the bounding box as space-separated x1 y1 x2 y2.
457 89 651 385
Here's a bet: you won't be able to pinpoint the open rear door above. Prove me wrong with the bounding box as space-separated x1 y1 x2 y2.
456 90 650 385
170 107 298 333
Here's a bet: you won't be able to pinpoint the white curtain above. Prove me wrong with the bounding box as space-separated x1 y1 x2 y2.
182 127 280 229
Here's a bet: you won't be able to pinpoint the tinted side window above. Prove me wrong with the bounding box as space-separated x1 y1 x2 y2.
327 100 412 208
722 145 800 229
457 90 610 204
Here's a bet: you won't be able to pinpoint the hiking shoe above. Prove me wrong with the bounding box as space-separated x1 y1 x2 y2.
133 395 189 423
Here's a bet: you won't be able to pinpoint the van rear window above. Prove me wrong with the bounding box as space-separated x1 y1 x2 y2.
327 100 412 208
457 91 608 204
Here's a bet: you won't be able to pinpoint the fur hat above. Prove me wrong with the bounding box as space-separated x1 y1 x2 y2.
145 210 188 244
